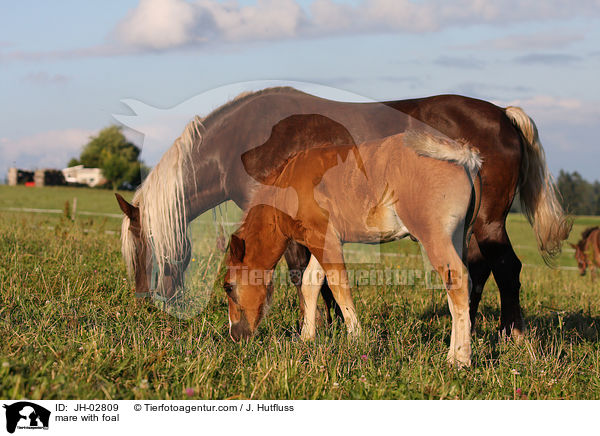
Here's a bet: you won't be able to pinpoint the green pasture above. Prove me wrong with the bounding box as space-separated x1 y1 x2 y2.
1 185 599 399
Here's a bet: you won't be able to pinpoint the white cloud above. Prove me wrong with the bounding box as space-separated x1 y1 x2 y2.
112 0 305 50
109 0 600 51
2 0 598 60
200 0 305 42
0 129 95 175
114 0 198 50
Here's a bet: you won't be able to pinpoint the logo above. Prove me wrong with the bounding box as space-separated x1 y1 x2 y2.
2 402 50 434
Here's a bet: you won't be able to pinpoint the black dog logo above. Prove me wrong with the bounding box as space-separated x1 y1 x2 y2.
3 402 50 433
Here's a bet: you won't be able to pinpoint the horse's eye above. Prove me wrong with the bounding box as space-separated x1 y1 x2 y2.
224 283 234 294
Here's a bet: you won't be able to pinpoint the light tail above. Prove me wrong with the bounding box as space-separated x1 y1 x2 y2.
505 106 572 262
404 130 482 173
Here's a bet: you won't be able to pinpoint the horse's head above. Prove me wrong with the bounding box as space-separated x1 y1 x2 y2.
223 234 273 341
116 193 191 299
570 242 587 276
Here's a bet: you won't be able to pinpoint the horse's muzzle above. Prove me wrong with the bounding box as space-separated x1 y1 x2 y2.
229 319 252 342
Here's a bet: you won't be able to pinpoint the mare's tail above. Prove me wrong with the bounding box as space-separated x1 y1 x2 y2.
504 106 572 262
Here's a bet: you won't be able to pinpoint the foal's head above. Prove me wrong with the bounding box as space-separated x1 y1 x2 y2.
570 242 588 276
223 234 274 341
116 193 190 298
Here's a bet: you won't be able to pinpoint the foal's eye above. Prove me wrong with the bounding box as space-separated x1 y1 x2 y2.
224 283 234 294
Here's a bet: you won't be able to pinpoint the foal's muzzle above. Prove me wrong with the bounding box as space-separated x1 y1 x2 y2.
229 318 252 342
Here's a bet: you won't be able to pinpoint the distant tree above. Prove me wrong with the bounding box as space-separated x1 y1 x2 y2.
69 125 144 189
556 170 598 215
593 181 600 215
67 158 80 167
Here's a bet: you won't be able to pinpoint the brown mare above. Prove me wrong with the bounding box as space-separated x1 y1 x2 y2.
115 87 570 337
570 227 600 278
224 130 481 366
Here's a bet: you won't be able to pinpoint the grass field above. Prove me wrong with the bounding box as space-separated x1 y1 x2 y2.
1 185 600 400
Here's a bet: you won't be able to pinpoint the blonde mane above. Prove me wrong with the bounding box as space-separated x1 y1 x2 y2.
121 116 203 281
120 86 306 282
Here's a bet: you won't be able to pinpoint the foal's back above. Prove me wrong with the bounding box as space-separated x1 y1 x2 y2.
254 131 478 245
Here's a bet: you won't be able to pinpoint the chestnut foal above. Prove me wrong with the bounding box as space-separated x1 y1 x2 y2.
223 130 481 366
570 227 600 278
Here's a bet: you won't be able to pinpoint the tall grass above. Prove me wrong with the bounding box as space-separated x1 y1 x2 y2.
1 186 599 399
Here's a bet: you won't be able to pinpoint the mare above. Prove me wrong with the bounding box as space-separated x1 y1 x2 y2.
223 130 482 366
115 87 571 336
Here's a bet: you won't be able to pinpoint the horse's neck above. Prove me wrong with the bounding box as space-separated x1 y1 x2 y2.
183 138 228 221
240 205 290 271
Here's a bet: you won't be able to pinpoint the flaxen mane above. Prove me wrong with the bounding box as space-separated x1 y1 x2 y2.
121 116 203 280
121 87 302 282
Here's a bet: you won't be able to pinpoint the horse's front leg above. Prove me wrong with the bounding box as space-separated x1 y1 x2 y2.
306 246 361 338
300 255 325 340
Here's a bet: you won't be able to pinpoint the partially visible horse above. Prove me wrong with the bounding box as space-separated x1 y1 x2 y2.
570 227 600 278
115 87 571 336
223 130 481 366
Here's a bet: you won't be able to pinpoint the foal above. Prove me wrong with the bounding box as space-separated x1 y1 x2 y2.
570 227 600 278
223 130 481 366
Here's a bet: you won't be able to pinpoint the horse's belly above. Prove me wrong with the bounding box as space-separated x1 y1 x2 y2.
352 203 411 243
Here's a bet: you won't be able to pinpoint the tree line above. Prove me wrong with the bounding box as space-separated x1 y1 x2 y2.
510 170 599 216
555 170 600 216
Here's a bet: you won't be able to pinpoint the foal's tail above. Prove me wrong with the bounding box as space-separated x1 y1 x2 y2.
404 130 482 174
504 106 572 262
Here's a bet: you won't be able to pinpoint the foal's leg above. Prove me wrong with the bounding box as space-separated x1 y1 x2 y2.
283 242 311 326
284 242 340 327
306 241 361 337
300 255 325 340
422 239 472 367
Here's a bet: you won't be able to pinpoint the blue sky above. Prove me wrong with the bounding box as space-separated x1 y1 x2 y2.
1 0 599 180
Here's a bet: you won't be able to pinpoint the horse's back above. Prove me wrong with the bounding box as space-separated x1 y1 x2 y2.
291 134 474 243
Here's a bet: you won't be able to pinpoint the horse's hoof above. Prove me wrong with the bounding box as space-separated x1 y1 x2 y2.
499 320 526 342
347 325 363 340
447 347 472 368
300 328 316 342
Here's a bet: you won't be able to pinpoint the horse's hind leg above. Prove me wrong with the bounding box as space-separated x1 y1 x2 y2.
467 237 492 332
422 238 472 367
476 223 525 337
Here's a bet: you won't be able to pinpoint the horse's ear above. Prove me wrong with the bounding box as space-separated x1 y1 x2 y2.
230 234 245 262
568 242 577 249
115 193 139 222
